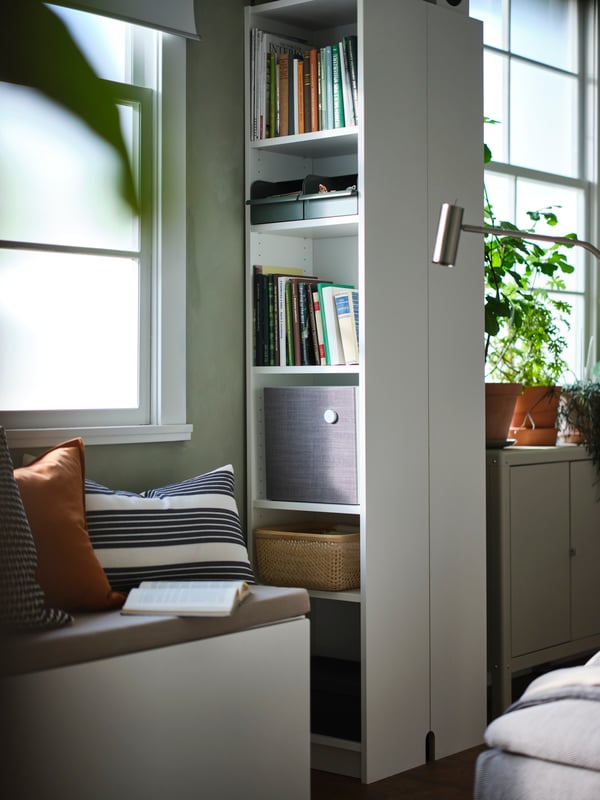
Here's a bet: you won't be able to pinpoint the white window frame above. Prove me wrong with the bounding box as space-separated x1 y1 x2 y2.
3 26 192 449
475 0 599 381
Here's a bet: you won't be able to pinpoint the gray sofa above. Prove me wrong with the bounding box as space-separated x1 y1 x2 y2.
475 650 600 799
2 585 311 800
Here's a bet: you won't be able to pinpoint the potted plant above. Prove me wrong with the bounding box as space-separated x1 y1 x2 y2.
558 378 600 474
483 135 576 445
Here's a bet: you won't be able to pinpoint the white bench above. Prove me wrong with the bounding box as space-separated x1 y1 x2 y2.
2 585 310 800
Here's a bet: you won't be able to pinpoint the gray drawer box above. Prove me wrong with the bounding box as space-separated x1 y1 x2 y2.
249 173 358 224
264 386 358 504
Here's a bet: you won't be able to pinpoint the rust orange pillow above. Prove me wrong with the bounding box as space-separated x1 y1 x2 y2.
14 438 125 612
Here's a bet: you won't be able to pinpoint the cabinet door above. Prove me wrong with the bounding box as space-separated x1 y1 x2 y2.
510 462 570 656
570 459 600 640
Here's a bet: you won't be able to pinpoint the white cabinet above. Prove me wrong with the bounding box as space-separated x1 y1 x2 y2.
245 0 485 783
487 446 600 718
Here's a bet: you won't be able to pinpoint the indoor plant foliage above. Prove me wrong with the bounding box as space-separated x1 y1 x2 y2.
484 199 574 387
483 130 578 443
558 378 600 472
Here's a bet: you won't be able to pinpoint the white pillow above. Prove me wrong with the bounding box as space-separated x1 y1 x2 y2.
86 465 255 593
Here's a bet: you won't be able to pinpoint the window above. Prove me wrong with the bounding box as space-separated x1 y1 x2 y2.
471 0 598 381
0 3 191 447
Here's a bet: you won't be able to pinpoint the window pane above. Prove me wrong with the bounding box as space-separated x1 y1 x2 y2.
470 0 507 49
0 83 138 250
511 0 578 72
510 61 578 177
0 251 139 410
483 51 508 162
49 4 129 83
485 171 515 224
552 292 584 381
515 178 585 292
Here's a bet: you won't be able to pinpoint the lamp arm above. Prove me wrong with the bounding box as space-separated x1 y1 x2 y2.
462 223 600 262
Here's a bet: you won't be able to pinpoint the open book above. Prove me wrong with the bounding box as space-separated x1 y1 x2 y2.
121 580 251 617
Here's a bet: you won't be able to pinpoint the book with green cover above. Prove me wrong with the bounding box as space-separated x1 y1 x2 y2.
331 43 345 128
317 282 354 365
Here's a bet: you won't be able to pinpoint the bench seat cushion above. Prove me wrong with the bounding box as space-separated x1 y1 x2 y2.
3 584 309 676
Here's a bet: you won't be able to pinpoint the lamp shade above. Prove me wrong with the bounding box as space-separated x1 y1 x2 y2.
50 0 201 40
432 202 464 267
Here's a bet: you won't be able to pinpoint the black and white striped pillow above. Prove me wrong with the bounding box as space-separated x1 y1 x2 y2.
86 465 255 593
0 427 72 631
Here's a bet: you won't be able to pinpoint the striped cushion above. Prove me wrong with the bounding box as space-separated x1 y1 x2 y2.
0 427 72 631
86 465 255 593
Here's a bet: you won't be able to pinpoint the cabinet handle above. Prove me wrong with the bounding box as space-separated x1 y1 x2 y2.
570 547 577 557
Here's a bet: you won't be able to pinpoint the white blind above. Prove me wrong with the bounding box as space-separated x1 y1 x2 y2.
50 0 201 39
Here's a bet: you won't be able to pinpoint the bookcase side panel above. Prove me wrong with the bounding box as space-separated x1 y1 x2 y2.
359 0 431 782
426 8 487 758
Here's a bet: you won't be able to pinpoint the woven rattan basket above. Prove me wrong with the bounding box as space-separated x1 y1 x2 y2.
254 524 360 591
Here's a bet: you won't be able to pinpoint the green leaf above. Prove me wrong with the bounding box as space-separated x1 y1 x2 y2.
0 0 139 214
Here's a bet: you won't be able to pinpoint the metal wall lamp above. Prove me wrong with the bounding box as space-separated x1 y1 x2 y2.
432 202 600 267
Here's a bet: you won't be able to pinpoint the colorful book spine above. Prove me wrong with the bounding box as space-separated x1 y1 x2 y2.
278 54 290 137
309 49 319 132
324 45 334 130
303 52 311 134
312 290 326 365
331 43 345 129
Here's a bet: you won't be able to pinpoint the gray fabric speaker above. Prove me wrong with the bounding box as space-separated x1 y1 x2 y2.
264 386 358 504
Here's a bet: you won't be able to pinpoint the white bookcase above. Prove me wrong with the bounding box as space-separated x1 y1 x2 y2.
245 0 486 783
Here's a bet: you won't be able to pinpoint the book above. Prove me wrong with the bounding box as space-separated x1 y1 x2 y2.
312 289 326 365
306 284 320 365
303 52 311 133
331 43 345 128
278 53 290 137
324 45 334 130
344 35 358 125
339 38 354 127
309 48 319 132
318 282 355 365
334 288 360 364
121 580 251 618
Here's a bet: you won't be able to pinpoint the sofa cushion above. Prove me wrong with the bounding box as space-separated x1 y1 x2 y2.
14 438 125 612
0 427 72 631
86 465 255 593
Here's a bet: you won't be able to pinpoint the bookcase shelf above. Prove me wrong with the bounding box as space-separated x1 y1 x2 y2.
244 0 486 785
250 216 358 238
253 364 359 375
250 127 358 157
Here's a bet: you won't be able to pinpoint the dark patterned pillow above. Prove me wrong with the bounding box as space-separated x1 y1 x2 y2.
86 464 255 593
0 427 72 631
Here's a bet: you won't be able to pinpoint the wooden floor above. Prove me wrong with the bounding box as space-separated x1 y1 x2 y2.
311 745 485 799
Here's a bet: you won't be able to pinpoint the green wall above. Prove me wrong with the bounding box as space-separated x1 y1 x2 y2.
12 1 249 516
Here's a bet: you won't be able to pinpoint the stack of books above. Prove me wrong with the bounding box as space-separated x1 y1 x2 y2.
253 265 359 367
250 29 358 141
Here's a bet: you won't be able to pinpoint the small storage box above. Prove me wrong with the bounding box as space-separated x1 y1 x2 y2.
302 173 358 220
248 173 358 224
254 524 360 591
264 385 358 504
248 177 304 224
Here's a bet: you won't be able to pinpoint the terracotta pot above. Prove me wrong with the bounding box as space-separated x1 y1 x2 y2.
509 385 561 446
485 383 522 445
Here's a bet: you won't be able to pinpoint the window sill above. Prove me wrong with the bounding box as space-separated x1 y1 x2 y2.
5 424 193 450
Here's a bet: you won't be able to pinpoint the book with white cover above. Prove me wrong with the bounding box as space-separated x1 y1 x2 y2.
121 581 251 617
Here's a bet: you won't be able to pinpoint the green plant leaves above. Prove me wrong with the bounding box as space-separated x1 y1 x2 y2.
0 0 139 214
